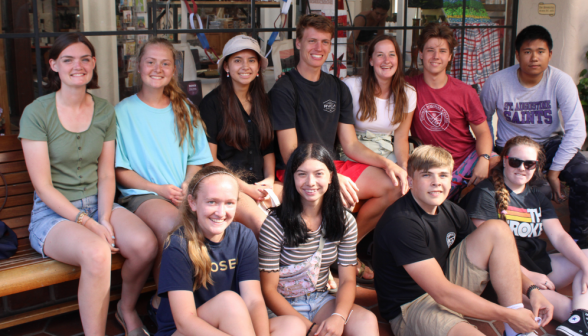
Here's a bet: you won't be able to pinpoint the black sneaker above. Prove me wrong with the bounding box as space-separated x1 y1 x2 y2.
557 309 588 336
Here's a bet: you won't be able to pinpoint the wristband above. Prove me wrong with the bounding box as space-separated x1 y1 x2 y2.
332 310 353 325
526 284 540 298
306 322 316 336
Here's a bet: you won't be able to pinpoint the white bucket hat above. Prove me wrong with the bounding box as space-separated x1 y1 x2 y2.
217 35 269 71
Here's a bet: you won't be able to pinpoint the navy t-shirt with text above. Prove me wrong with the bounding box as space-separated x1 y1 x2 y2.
155 223 260 336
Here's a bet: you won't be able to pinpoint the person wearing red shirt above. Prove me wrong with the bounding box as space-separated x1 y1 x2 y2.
407 23 498 201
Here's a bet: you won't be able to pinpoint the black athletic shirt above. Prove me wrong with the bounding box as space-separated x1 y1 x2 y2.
199 88 274 184
269 69 355 169
373 191 476 321
463 178 557 274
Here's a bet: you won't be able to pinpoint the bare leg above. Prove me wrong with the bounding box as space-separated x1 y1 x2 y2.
234 181 283 239
465 220 522 307
312 300 379 336
234 191 267 239
523 290 572 323
353 166 403 280
354 166 403 241
43 221 112 336
171 291 256 336
447 322 485 336
134 199 180 284
548 250 588 313
110 208 158 331
269 316 307 336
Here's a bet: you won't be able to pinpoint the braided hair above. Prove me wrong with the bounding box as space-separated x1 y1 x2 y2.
491 136 545 220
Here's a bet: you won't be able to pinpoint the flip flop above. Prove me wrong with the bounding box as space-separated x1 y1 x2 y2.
116 301 150 336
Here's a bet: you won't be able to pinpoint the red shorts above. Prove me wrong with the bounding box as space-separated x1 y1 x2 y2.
276 160 369 182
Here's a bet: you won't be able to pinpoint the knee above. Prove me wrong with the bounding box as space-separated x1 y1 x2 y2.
81 241 112 276
479 219 513 240
127 231 158 262
272 316 307 336
347 308 379 333
216 291 247 311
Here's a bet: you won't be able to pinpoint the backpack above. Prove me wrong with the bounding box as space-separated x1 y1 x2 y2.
0 171 17 260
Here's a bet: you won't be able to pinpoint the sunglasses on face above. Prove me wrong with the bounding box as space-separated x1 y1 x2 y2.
506 156 538 170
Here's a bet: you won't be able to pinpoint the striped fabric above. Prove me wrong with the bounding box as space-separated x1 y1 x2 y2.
258 212 358 292
503 206 534 223
451 23 501 89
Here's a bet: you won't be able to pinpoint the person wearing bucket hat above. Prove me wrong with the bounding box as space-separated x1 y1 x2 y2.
200 35 280 239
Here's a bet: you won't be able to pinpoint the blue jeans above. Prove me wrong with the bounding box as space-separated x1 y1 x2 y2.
29 192 122 257
267 291 335 321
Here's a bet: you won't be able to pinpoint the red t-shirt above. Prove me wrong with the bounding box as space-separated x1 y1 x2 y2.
407 74 486 168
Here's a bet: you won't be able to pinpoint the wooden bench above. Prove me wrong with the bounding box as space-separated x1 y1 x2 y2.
0 135 155 329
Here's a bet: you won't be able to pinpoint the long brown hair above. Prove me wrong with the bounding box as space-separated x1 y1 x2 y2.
165 166 240 290
491 136 545 220
136 38 205 148
358 35 412 125
218 52 272 151
46 33 99 92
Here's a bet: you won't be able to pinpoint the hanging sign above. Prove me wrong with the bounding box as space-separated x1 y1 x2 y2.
538 3 556 16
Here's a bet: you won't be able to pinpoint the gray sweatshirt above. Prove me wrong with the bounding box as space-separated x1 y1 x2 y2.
481 65 586 171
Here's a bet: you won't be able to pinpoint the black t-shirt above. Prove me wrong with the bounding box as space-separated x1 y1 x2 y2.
199 88 274 184
373 192 476 321
155 223 260 336
269 69 355 169
463 179 557 274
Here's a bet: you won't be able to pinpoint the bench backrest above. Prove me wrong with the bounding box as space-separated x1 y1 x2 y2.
0 135 33 244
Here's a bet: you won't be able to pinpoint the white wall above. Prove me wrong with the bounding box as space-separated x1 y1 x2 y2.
80 0 119 105
517 0 588 83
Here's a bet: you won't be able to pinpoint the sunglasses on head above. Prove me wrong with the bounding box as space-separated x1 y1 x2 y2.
506 156 538 170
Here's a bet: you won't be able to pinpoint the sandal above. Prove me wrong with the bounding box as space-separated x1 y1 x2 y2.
116 301 150 336
356 260 374 284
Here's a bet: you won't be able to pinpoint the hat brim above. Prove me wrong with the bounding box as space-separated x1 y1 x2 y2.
217 48 269 72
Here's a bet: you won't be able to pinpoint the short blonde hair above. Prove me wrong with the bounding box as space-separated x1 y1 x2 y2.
407 145 454 177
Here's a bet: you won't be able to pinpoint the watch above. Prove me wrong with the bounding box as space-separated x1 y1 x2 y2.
479 154 491 160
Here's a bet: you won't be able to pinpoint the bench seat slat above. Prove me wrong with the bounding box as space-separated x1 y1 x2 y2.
0 253 126 297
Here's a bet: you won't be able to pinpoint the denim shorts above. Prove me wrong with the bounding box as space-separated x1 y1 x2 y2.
29 192 123 257
267 291 335 321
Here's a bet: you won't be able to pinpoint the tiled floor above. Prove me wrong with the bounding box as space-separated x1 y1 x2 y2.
0 201 574 335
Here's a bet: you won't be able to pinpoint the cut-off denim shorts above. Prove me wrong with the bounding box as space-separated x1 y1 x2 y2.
267 291 336 321
29 192 123 257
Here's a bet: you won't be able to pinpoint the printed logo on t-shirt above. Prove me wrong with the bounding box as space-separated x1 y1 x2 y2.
211 258 238 272
502 101 553 125
323 100 336 113
502 206 543 238
446 232 456 248
419 103 450 131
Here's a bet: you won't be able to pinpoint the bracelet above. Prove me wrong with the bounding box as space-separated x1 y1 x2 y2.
332 310 353 325
526 284 540 298
76 212 88 226
306 322 316 336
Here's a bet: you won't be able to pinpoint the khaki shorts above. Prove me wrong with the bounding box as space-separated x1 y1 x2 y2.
389 238 490 336
118 193 172 213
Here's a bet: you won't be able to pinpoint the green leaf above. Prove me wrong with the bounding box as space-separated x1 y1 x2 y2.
581 69 588 77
